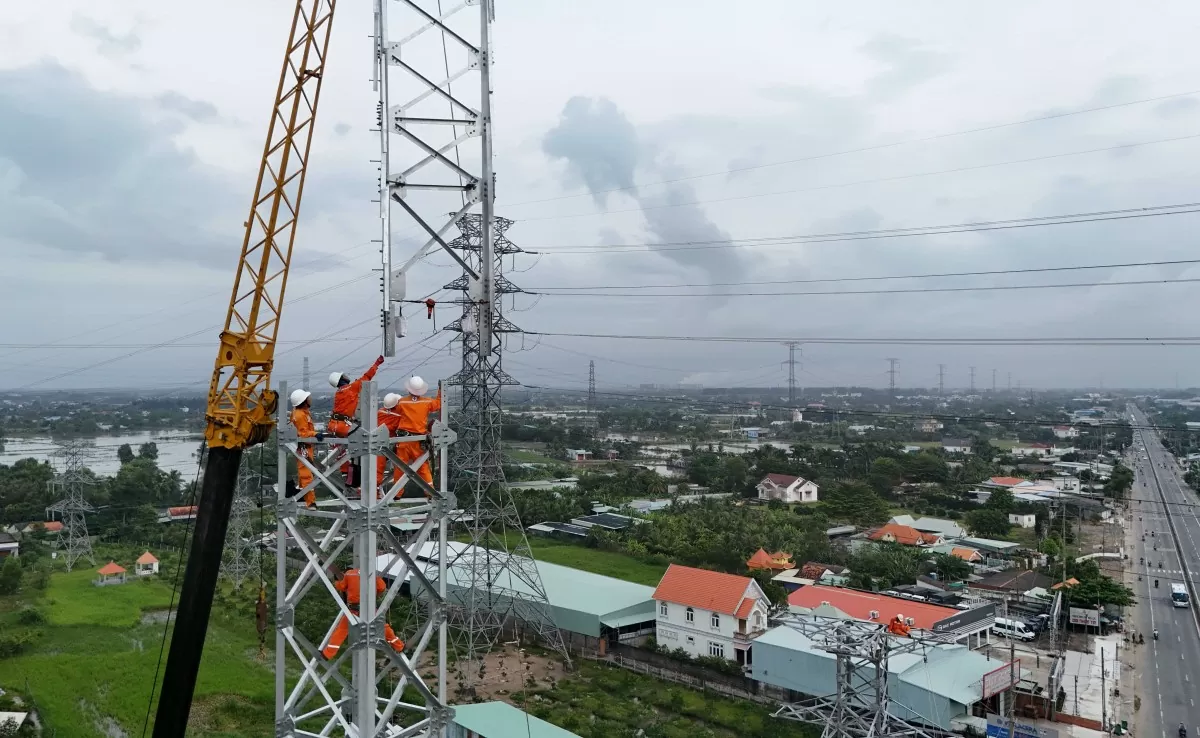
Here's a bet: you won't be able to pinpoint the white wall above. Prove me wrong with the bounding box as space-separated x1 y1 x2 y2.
655 600 738 660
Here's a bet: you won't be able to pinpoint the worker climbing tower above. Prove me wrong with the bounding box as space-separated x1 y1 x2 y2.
45 440 96 573
274 381 456 735
378 0 569 693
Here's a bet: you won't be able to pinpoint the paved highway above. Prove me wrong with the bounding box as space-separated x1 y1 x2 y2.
1128 404 1200 738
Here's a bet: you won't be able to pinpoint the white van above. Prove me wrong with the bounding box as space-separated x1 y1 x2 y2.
993 617 1036 641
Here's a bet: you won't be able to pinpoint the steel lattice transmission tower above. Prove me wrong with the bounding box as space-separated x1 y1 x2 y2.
378 0 569 696
784 342 800 405
587 360 597 414
45 440 96 573
443 214 570 693
773 616 953 738
221 458 261 590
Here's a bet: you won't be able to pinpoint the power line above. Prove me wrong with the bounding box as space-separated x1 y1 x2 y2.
528 257 1200 291
502 87 1200 209
533 275 1200 299
528 202 1200 254
515 133 1200 223
526 330 1200 346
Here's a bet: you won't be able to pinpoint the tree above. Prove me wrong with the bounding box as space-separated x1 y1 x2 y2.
117 443 135 465
966 509 1012 538
971 437 996 461
1066 574 1134 608
927 552 971 582
0 556 22 595
985 487 1015 512
1104 464 1134 500
137 442 159 461
868 458 904 495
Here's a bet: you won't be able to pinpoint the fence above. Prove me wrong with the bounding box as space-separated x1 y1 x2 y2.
594 644 774 705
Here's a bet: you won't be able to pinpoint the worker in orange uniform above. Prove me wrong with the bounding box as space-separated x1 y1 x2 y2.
375 392 405 493
322 567 405 659
286 388 318 508
327 355 385 488
391 376 441 496
887 614 911 637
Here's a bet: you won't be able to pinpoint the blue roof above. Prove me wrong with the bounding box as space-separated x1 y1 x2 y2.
451 701 580 738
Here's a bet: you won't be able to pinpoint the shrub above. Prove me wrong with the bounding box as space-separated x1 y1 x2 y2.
15 606 46 626
0 630 37 659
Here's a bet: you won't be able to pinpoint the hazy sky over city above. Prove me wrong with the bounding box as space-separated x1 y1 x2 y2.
4 1 1200 392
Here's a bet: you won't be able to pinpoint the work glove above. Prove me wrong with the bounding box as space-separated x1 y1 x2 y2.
316 432 325 442
375 355 385 366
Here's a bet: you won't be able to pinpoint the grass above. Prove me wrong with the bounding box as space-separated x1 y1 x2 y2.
457 531 669 587
507 448 562 465
0 571 273 738
518 659 817 738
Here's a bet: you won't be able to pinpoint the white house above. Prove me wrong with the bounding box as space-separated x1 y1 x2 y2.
1008 513 1037 529
566 449 592 462
756 473 819 504
653 564 770 667
1052 426 1080 439
941 438 972 454
1011 442 1053 458
135 551 160 576
0 532 18 559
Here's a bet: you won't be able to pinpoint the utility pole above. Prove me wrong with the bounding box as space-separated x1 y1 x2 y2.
938 364 945 395
1006 601 1017 738
301 356 310 391
887 358 899 398
45 440 96 573
785 342 800 405
969 366 977 393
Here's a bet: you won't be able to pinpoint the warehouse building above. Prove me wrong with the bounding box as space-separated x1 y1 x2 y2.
788 585 996 647
753 623 1017 731
380 542 657 654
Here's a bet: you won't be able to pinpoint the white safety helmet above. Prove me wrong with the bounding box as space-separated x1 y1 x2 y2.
289 389 312 408
405 375 429 397
382 393 402 409
328 371 345 388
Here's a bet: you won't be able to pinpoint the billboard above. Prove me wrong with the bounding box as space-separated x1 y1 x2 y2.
986 714 1060 738
981 660 1020 698
1068 607 1100 627
930 602 997 634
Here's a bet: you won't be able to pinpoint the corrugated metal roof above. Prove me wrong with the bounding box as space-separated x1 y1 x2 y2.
451 701 580 738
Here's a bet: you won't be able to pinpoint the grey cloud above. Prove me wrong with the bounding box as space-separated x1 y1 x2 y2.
860 34 948 101
70 15 141 57
155 91 221 123
0 63 240 264
1155 97 1199 119
542 96 639 207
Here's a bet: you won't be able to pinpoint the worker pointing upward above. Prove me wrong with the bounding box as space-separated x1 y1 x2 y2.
327 355 384 488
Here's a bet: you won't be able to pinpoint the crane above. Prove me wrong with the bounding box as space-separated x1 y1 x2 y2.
152 1 337 735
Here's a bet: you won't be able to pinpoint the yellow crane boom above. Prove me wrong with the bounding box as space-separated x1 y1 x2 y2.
153 1 337 734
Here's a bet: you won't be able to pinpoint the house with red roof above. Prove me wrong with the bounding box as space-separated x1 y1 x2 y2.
746 548 793 572
21 521 63 535
160 506 199 524
755 473 819 504
652 564 770 666
135 551 160 576
95 561 127 587
866 523 942 547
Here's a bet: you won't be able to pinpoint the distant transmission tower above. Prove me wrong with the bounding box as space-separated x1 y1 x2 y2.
444 214 570 693
992 368 997 393
969 366 977 392
937 364 945 395
302 356 310 391
45 440 96 573
886 358 898 398
221 458 261 590
785 342 800 405
587 360 597 414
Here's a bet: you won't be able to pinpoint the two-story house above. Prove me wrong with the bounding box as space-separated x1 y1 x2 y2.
755 474 819 504
652 564 770 667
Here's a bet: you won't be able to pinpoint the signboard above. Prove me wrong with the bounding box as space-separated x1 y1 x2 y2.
1068 607 1100 627
981 660 1020 698
986 714 1060 738
931 602 996 634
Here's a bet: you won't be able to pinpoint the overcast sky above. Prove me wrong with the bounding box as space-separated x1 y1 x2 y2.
4 0 1200 393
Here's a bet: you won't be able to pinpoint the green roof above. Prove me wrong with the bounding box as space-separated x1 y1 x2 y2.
451 701 580 738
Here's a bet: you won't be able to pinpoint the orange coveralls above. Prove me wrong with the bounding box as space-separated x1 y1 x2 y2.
290 406 317 508
323 569 405 659
392 392 442 490
376 407 405 488
887 617 911 637
328 361 381 480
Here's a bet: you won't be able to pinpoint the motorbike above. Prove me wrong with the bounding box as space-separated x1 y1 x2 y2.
1155 579 1160 588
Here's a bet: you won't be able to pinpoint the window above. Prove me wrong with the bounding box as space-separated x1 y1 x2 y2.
686 607 694 623
659 602 668 617
709 641 725 658
710 613 720 628
686 636 695 645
